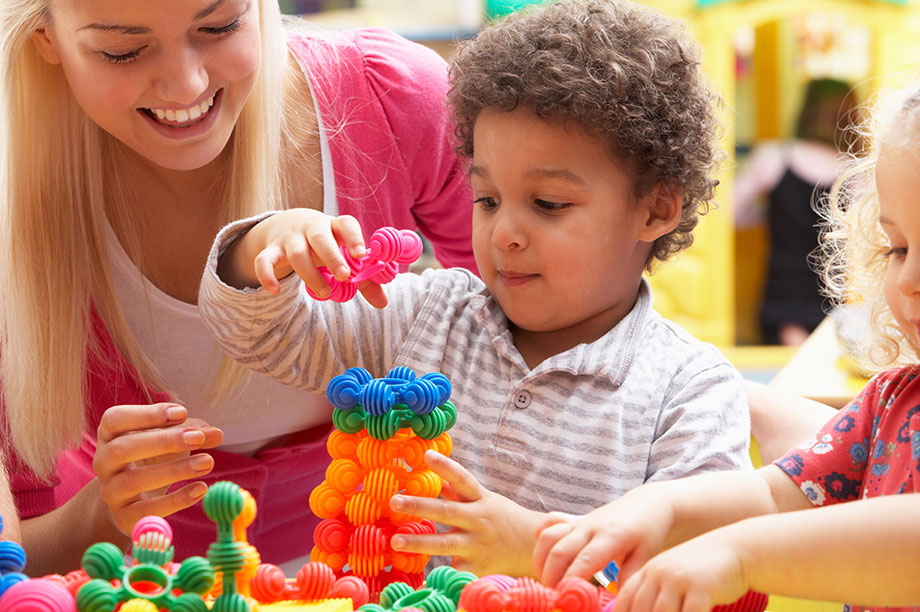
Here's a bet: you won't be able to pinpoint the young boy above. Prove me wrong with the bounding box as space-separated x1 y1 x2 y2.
199 0 750 577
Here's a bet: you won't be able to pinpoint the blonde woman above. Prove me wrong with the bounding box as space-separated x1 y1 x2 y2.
0 0 475 574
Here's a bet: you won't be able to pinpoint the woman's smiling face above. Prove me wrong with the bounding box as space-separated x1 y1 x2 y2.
32 0 262 171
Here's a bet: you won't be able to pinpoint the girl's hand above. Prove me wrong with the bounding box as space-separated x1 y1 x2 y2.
388 450 545 577
613 533 747 612
219 209 387 307
533 486 674 588
93 403 223 536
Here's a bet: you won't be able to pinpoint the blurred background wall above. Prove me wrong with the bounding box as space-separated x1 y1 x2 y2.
292 0 920 349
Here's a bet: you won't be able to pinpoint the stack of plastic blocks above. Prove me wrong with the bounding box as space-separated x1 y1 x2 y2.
309 366 457 598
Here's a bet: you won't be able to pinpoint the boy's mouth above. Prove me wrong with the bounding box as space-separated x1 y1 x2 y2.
498 270 538 285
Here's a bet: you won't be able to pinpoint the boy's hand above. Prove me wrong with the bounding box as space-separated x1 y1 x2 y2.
388 450 545 577
612 532 746 612
93 403 223 536
218 209 387 307
533 486 674 588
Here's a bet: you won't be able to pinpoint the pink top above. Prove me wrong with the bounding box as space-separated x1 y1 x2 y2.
9 27 475 563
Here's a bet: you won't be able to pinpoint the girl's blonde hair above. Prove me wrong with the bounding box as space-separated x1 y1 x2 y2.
0 0 300 476
820 80 920 370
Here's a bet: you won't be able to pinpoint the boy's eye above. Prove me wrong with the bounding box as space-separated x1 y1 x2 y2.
474 197 499 210
883 246 907 259
102 48 145 63
202 17 242 37
535 199 570 212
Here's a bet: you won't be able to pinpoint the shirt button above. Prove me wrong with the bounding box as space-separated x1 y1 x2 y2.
513 390 532 409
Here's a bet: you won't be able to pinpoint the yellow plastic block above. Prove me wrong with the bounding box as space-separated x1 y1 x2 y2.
257 599 354 612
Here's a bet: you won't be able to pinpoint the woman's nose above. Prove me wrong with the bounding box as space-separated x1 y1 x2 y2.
153 45 209 105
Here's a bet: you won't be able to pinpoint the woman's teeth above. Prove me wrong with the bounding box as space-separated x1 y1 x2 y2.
149 93 215 125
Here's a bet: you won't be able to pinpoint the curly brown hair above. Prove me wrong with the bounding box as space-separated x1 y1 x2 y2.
448 0 722 267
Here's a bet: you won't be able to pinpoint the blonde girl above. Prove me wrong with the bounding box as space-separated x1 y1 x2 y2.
1 0 474 574
533 81 920 612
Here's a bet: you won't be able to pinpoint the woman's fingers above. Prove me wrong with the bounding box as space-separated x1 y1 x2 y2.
96 403 186 443
110 481 210 529
99 453 215 508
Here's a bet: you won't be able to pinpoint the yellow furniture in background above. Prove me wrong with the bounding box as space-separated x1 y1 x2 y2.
640 0 920 346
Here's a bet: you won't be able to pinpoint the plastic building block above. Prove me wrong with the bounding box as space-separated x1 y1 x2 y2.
712 590 769 612
76 514 214 612
0 514 28 598
258 602 353 612
357 566 476 612
309 366 457 599
250 561 369 607
0 579 76 612
305 227 423 302
206 487 261 601
457 574 609 612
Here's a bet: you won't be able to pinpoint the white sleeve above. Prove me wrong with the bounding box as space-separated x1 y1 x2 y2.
646 361 754 481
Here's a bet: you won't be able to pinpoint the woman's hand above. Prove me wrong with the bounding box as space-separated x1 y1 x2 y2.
93 403 223 536
388 450 546 577
219 209 387 307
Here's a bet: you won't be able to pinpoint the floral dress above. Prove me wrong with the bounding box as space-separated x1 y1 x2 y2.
775 365 920 612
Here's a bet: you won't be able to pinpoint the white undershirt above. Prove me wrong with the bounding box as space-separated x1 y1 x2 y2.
106 89 338 456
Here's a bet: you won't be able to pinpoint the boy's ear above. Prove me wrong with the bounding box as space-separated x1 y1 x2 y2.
637 183 682 242
31 28 62 65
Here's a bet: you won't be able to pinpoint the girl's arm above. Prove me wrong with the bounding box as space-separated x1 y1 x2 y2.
746 380 837 463
615 493 920 611
534 465 808 587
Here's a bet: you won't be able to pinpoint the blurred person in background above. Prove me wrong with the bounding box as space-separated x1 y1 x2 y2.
734 78 861 345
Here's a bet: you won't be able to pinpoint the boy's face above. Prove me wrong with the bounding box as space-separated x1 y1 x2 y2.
471 107 659 357
878 143 920 351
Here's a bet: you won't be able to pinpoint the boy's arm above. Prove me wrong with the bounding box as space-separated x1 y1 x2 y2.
534 465 808 587
615 493 920 611
215 209 366 298
199 211 433 391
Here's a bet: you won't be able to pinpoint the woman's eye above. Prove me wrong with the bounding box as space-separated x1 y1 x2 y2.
202 17 241 36
474 197 499 209
101 48 144 64
883 246 907 259
535 199 570 211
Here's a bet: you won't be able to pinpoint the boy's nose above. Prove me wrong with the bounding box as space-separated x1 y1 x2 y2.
490 207 526 250
153 47 209 106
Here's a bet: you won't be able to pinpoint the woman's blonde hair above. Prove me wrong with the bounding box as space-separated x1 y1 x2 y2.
820 80 920 371
0 0 299 476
